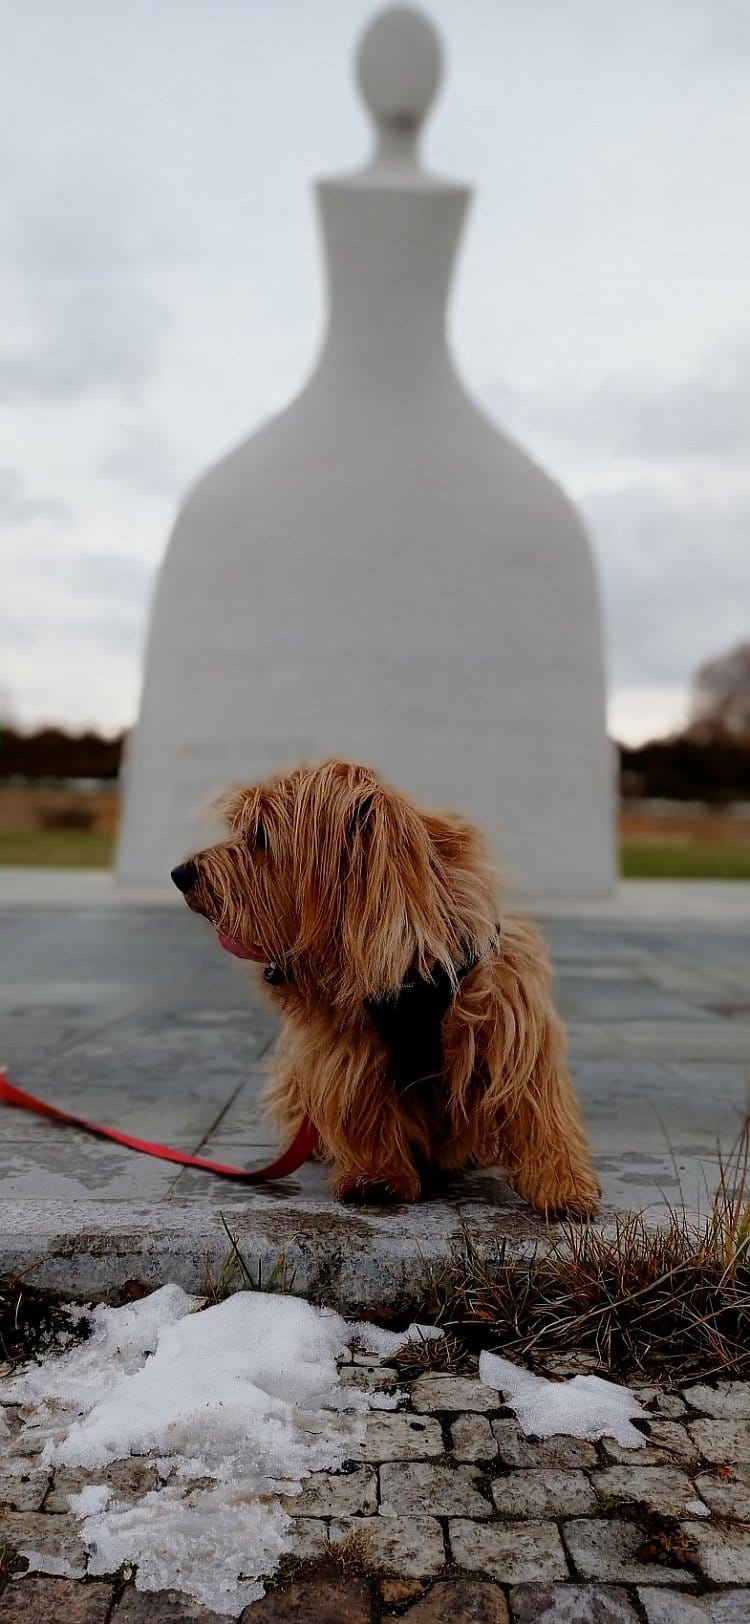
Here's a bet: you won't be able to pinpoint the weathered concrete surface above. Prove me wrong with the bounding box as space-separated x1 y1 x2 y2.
1 878 749 1301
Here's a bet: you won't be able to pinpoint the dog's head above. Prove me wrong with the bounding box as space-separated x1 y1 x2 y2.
171 761 500 1009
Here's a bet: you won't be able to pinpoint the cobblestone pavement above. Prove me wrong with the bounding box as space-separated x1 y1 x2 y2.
3 1357 750 1621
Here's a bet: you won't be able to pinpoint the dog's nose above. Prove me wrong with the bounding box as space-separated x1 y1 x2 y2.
171 860 198 895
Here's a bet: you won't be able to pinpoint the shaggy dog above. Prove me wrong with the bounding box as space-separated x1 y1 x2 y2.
171 760 601 1216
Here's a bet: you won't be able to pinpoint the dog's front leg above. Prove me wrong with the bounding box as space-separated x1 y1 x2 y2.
329 1067 424 1204
330 1090 424 1205
272 1041 423 1203
499 1059 602 1220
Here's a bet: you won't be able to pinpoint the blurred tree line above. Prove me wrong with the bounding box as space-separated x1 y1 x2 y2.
2 641 749 801
0 726 123 782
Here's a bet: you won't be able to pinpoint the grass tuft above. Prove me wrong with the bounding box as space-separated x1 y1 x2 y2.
393 1331 467 1376
203 1217 297 1304
421 1118 750 1386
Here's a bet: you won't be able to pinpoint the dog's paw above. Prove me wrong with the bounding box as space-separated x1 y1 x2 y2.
333 1172 422 1206
517 1170 602 1222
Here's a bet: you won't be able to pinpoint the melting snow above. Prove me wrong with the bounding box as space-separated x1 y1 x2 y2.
0 1285 442 1616
479 1350 648 1447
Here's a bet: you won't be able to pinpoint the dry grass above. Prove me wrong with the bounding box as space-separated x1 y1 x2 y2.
392 1331 467 1376
422 1118 750 1386
0 1276 89 1368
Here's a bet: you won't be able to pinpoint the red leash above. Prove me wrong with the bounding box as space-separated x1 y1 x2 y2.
0 1066 319 1183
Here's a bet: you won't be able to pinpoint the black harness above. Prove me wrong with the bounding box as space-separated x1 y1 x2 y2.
365 948 481 1095
265 931 499 1097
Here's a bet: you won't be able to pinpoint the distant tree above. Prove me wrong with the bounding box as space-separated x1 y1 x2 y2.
691 641 750 737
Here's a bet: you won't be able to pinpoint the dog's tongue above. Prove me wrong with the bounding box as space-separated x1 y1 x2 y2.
216 930 258 960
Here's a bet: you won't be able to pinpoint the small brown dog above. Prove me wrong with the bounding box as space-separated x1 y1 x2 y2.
171 760 601 1217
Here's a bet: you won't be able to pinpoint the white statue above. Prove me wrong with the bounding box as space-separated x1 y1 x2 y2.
118 5 615 898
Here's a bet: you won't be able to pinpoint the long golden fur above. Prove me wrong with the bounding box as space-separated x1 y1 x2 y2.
177 760 601 1216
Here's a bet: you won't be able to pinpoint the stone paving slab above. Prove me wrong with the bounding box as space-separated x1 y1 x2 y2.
2 887 750 1298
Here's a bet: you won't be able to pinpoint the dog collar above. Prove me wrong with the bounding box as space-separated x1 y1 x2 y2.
263 961 288 986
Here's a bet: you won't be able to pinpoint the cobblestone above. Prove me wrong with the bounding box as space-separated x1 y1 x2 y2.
339 1364 400 1394
491 1468 597 1518
451 1415 496 1461
237 1574 372 1622
637 1590 750 1622
688 1421 750 1464
636 1391 688 1419
0 1578 112 1623
44 1459 160 1514
284 1518 328 1562
601 1422 697 1467
644 1422 700 1464
379 1461 491 1517
281 1465 377 1517
694 1467 750 1518
491 1420 597 1470
113 1587 229 1623
409 1376 500 1413
352 1412 444 1462
682 1383 750 1420
380 1577 423 1605
392 1580 509 1622
0 1511 86 1578
510 1584 641 1622
449 1519 568 1583
592 1466 698 1517
328 1514 445 1577
681 1520 750 1583
562 1519 697 1586
0 1467 49 1513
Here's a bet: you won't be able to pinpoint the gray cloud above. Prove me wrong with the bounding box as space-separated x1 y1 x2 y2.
100 422 196 497
0 193 168 403
41 550 155 609
492 337 750 461
0 467 70 525
584 483 750 688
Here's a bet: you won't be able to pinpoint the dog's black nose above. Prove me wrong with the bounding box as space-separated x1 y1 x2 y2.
171 860 198 895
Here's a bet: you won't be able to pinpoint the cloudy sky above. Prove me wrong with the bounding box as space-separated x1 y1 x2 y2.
2 0 748 743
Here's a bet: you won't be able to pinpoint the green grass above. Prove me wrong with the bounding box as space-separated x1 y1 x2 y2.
1 828 749 879
0 829 115 867
621 842 750 879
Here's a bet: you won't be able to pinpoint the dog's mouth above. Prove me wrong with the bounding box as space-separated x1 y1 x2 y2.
216 929 265 962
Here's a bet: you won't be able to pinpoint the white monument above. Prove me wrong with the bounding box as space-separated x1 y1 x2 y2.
117 5 615 898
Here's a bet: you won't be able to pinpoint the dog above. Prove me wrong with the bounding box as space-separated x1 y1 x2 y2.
171 759 601 1216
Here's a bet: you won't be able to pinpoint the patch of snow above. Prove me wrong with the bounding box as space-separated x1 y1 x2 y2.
479 1350 648 1448
685 1498 711 1517
0 1284 426 1617
68 1484 111 1517
349 1322 443 1357
82 1484 291 1609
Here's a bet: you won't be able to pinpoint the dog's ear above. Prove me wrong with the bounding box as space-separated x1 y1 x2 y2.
347 792 375 840
341 785 457 1000
344 791 503 1002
